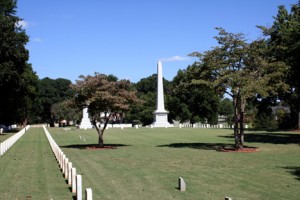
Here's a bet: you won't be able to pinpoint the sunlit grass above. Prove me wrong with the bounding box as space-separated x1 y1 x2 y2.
48 127 300 200
0 128 71 199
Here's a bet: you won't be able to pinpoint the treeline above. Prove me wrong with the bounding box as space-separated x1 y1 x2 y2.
0 1 299 130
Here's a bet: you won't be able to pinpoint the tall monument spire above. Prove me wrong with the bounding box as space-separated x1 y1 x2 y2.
152 60 170 127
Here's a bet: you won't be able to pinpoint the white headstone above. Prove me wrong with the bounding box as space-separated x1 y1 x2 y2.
76 175 82 200
68 162 73 185
178 177 186 191
72 168 77 193
85 188 93 200
64 158 69 178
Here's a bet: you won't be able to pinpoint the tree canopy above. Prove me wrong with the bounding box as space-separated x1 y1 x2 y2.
258 3 300 129
169 64 220 124
34 77 74 126
0 0 38 126
189 27 288 149
71 73 140 146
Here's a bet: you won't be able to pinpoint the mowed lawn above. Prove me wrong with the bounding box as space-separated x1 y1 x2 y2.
48 127 300 200
0 128 72 199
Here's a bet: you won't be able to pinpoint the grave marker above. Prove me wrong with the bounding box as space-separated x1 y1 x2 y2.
178 177 186 191
76 175 82 200
85 188 93 200
72 167 77 193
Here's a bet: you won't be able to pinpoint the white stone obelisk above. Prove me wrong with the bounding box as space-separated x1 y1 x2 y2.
152 61 170 127
79 106 93 129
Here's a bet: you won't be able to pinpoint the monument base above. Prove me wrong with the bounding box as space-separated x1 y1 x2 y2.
152 110 170 127
79 106 93 129
79 119 93 129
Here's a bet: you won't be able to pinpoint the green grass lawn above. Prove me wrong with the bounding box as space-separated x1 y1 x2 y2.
47 127 300 200
0 128 72 199
0 132 17 142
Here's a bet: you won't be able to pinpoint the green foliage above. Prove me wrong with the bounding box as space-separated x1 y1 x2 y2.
169 65 220 124
258 3 300 129
252 98 277 130
71 73 139 120
35 77 74 126
254 112 278 130
275 108 291 129
190 27 288 148
0 0 38 125
51 100 81 124
128 74 172 125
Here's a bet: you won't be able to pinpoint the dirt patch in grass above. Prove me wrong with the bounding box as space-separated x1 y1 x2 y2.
86 145 117 150
221 146 258 153
289 129 300 133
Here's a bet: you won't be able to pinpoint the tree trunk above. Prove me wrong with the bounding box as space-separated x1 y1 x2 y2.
233 95 245 150
22 118 28 127
238 99 246 149
233 96 241 149
298 111 300 130
98 129 104 147
92 114 112 147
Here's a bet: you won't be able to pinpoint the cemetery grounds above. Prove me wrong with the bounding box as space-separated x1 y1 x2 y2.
0 127 299 199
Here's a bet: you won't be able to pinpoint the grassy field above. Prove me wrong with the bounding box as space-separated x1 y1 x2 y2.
46 127 300 200
0 131 17 142
0 128 72 199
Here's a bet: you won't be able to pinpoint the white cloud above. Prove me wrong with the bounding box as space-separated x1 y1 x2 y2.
16 20 29 28
32 38 42 42
159 56 191 62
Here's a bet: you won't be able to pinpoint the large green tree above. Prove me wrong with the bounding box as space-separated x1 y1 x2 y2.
190 28 288 149
36 77 73 126
0 0 38 126
170 64 220 124
258 3 300 129
71 73 139 147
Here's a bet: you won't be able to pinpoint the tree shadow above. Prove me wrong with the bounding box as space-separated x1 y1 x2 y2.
282 166 300 181
157 142 234 151
220 133 300 145
61 143 131 150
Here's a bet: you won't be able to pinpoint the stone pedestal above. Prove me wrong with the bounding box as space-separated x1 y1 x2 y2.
152 61 170 127
79 107 93 129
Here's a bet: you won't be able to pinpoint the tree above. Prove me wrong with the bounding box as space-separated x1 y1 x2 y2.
71 73 139 147
219 98 234 125
0 0 38 126
51 100 81 126
190 28 288 149
170 64 220 124
258 3 300 129
36 77 73 126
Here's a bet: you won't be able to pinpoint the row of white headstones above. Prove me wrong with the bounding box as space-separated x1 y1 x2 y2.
0 125 30 156
43 125 93 200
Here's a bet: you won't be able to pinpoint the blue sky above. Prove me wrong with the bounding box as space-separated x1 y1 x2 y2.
17 0 296 83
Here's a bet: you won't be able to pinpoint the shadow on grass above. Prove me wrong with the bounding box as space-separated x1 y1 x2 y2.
282 166 300 181
220 133 300 145
61 143 131 150
157 143 234 151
